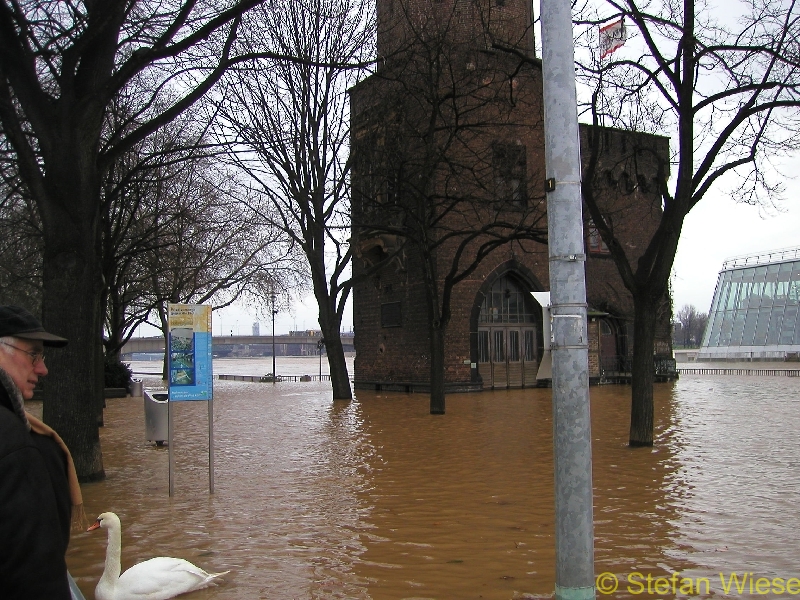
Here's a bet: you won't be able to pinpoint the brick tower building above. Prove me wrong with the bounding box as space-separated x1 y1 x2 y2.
349 0 673 392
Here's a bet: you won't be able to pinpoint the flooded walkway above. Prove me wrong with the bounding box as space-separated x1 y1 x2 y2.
42 361 800 599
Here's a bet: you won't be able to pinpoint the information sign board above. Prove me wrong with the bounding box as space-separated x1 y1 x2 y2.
167 304 213 401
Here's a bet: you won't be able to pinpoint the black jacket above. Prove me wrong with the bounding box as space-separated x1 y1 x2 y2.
0 375 71 599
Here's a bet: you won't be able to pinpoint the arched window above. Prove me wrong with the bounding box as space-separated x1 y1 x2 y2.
479 275 537 324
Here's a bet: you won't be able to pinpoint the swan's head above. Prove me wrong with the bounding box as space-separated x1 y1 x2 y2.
87 512 121 532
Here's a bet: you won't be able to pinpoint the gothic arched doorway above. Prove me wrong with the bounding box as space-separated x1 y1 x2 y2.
476 274 542 388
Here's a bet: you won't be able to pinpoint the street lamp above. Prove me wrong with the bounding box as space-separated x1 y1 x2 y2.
271 289 277 381
317 339 326 379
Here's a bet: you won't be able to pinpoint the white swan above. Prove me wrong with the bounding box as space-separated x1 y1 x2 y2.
88 512 229 600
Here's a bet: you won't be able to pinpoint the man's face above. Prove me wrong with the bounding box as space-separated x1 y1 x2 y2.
0 338 48 400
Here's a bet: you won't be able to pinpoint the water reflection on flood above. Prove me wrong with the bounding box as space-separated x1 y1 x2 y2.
49 360 800 599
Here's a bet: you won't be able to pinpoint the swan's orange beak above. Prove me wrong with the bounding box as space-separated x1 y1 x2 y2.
87 520 101 532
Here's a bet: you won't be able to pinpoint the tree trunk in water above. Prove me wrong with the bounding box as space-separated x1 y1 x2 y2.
310 234 352 399
33 107 109 480
430 324 445 414
96 337 105 427
318 305 352 400
41 235 106 481
629 294 658 447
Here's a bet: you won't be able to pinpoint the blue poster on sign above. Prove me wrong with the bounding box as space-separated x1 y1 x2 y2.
168 304 213 401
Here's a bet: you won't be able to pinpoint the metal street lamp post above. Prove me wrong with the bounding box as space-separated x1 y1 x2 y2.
317 339 325 378
271 290 277 381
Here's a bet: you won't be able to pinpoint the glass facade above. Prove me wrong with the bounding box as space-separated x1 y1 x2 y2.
700 253 800 357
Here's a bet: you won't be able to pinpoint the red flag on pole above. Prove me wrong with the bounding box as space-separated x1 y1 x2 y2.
600 18 626 58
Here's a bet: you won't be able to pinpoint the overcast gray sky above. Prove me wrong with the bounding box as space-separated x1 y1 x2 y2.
153 2 800 337
671 155 800 315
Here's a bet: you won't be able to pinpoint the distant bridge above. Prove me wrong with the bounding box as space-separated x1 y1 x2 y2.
121 334 354 358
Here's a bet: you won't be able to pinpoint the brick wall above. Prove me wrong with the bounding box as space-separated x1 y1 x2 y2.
350 4 672 390
376 0 535 61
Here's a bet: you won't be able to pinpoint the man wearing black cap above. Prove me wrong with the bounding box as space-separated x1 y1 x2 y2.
0 305 76 599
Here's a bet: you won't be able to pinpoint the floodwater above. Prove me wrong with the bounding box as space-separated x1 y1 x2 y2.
32 358 800 599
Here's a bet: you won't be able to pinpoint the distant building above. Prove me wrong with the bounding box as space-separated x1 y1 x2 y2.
252 322 260 336
698 247 800 361
290 330 323 337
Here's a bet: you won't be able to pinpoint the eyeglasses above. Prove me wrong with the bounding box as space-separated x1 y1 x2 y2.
1 341 45 365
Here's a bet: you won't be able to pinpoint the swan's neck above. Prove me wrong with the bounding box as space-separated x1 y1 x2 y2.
100 524 122 583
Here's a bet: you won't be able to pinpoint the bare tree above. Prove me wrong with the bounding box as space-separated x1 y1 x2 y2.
144 177 301 378
574 0 800 445
676 304 707 348
695 311 709 347
0 1 304 479
99 102 211 362
100 121 299 372
218 0 375 400
676 304 698 347
0 147 41 309
351 3 549 413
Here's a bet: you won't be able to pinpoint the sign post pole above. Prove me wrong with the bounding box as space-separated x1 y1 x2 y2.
167 303 214 495
168 400 175 497
208 398 214 494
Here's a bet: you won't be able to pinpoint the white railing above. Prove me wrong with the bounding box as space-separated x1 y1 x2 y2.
722 246 800 270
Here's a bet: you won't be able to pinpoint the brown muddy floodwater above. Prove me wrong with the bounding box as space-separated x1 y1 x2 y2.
30 359 800 599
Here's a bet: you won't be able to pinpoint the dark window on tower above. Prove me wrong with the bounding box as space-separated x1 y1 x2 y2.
386 162 403 205
352 134 379 210
493 143 527 206
587 219 610 254
381 302 402 327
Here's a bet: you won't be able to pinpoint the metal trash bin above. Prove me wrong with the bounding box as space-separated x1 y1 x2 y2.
130 379 143 397
143 389 169 445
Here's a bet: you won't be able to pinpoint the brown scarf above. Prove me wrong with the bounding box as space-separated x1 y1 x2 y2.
26 412 87 533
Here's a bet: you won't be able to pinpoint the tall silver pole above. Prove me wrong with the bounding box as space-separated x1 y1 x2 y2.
539 1 595 599
272 291 276 380
208 398 214 494
168 399 174 497
209 311 215 494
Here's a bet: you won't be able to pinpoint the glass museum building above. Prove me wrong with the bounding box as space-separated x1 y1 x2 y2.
698 247 800 361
